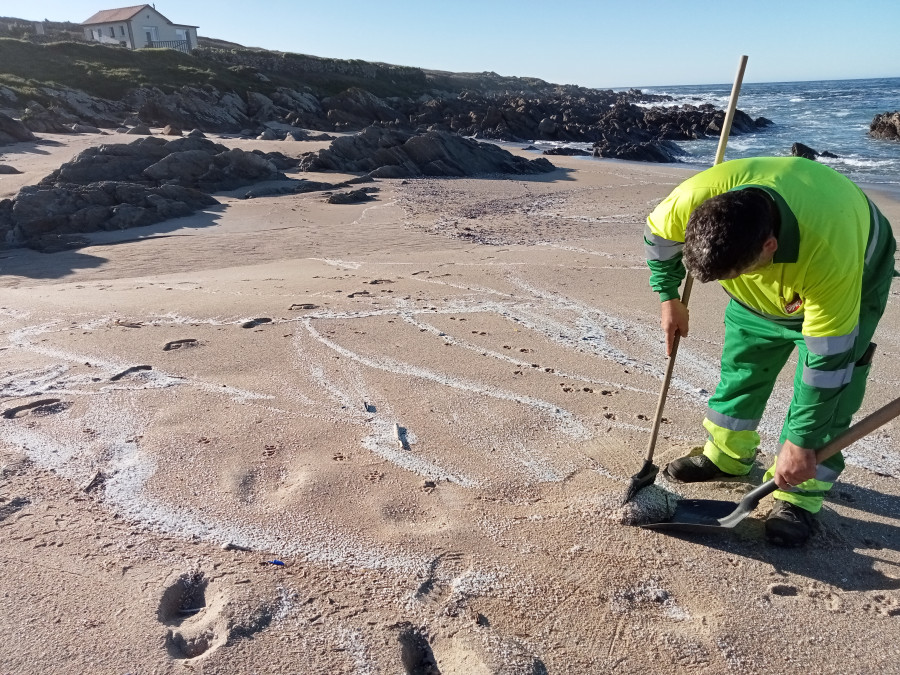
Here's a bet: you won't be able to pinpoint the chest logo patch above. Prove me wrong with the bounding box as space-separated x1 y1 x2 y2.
784 293 803 314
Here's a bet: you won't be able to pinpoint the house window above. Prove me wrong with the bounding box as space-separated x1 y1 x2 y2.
109 26 115 37
143 25 159 45
120 26 125 36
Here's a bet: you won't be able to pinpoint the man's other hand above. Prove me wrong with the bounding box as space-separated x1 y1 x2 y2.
661 299 689 356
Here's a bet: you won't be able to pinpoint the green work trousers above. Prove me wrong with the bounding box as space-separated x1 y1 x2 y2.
702 271 893 513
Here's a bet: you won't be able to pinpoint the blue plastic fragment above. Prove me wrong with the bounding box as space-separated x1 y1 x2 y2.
263 559 285 566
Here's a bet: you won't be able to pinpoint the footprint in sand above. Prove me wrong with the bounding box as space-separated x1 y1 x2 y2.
397 625 440 675
0 496 32 522
864 593 900 617
767 583 799 597
368 279 394 285
159 571 227 661
289 303 319 310
158 571 274 662
2 398 69 419
163 339 199 351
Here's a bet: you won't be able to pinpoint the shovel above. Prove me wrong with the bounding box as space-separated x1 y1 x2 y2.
623 54 748 504
622 276 693 503
641 393 900 533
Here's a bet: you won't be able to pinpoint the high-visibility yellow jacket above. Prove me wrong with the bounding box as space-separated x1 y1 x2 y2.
645 157 895 447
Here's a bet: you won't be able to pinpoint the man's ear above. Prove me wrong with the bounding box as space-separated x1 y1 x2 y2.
762 235 778 257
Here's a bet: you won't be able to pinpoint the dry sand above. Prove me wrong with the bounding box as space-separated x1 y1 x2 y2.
1 131 899 674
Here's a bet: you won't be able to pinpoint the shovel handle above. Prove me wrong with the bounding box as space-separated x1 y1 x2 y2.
751 394 900 505
814 394 900 465
642 56 747 465
741 394 900 512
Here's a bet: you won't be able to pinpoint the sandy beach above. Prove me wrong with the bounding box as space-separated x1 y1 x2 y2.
1 132 899 674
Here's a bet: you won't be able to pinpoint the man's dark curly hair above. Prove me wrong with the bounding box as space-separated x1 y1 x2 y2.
683 188 778 282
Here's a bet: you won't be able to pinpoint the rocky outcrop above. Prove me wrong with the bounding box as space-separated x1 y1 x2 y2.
20 101 81 134
0 112 37 145
869 111 900 140
589 101 773 163
2 73 771 163
791 142 838 160
299 125 555 178
11 182 217 243
41 136 298 191
321 88 404 130
543 147 591 156
125 86 253 133
326 188 376 204
1 136 303 248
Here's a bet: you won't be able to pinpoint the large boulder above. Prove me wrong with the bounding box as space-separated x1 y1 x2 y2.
126 86 253 133
869 111 900 140
3 135 298 249
11 181 216 243
790 142 838 160
20 102 80 134
791 142 819 160
321 88 403 129
543 147 590 156
0 112 36 145
44 137 172 184
271 88 322 116
37 85 127 129
299 125 555 177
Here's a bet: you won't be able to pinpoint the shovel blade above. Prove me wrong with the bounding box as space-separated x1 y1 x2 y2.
641 497 743 532
641 479 777 533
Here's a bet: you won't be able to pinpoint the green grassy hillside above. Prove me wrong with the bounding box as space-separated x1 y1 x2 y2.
0 38 441 104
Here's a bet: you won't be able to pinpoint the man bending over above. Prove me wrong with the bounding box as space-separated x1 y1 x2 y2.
645 156 896 546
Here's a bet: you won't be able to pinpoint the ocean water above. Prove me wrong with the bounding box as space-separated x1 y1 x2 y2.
643 77 900 187
530 77 900 188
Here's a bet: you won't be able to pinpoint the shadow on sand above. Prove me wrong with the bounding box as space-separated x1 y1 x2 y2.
0 137 66 158
651 480 900 593
0 207 224 281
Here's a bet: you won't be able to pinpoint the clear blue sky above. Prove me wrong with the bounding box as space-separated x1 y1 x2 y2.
4 0 900 88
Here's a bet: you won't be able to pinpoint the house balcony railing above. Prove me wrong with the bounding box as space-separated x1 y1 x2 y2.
148 39 190 53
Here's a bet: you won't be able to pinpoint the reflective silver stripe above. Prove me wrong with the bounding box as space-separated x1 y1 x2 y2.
865 197 881 265
772 448 840 485
706 409 759 432
803 325 858 356
644 225 683 261
815 464 840 483
801 363 854 388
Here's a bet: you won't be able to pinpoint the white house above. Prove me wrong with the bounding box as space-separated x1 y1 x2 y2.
81 4 198 53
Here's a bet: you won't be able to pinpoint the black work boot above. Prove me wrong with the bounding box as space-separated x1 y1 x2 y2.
663 454 731 482
765 499 815 547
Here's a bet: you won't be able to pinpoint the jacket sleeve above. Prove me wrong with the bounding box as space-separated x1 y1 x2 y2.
784 250 863 448
645 200 687 302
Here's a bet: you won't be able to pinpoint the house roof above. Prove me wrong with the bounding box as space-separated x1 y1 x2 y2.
81 4 198 28
82 5 149 25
